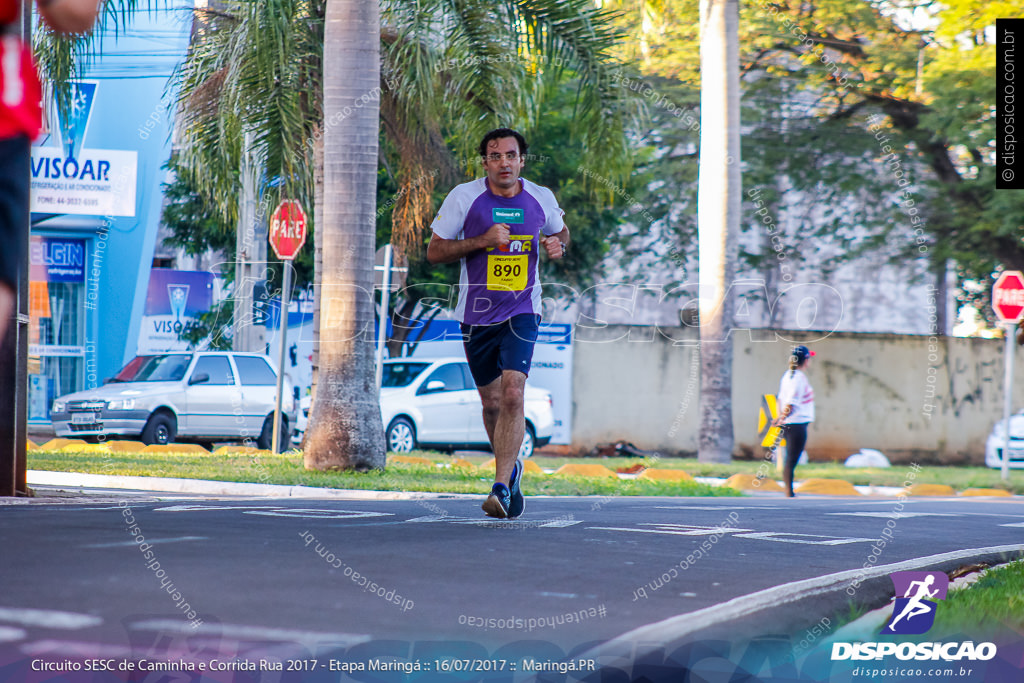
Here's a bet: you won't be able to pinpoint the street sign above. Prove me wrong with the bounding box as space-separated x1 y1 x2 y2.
993 270 1024 323
268 199 305 452
269 200 307 261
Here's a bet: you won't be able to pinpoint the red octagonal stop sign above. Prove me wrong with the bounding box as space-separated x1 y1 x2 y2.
993 270 1024 323
269 200 307 260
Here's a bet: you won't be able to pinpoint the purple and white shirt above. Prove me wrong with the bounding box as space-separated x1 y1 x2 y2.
430 177 564 325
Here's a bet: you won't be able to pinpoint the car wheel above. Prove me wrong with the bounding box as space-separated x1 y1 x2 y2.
386 417 417 453
141 412 176 446
257 415 290 453
518 423 536 459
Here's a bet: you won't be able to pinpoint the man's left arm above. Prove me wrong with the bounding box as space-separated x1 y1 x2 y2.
542 226 569 260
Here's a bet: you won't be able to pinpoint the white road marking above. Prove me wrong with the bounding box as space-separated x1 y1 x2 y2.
589 524 753 537
0 626 25 642
20 640 133 658
405 515 582 527
244 509 391 520
652 506 775 510
538 592 578 598
131 620 371 647
590 523 874 545
155 505 274 512
153 504 393 520
1000 522 1024 528
83 536 208 548
0 607 102 630
828 512 958 518
731 531 875 545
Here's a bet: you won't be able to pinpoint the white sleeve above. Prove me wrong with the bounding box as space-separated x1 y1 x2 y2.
777 373 795 409
537 186 566 236
430 184 472 239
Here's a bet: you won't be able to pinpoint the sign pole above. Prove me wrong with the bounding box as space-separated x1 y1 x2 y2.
374 244 393 392
271 261 292 454
1001 322 1017 482
267 199 307 453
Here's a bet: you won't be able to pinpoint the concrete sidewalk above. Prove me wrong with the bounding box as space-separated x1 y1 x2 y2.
24 470 480 501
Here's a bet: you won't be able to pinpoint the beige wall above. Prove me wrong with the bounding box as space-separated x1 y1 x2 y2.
571 325 1023 464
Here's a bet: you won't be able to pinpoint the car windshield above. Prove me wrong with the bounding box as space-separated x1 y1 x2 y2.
110 354 193 382
382 362 431 388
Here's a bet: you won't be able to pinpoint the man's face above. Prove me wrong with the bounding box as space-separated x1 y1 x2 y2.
482 137 525 191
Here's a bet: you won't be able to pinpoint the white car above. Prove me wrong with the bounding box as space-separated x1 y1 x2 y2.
52 352 296 452
293 358 555 458
985 410 1024 469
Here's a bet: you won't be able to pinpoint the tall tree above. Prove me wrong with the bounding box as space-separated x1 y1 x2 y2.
697 0 740 463
303 0 386 470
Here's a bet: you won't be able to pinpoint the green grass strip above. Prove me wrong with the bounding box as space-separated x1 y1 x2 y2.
929 560 1024 638
27 450 738 497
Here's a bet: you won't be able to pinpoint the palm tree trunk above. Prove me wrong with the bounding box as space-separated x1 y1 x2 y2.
303 0 386 470
309 126 323 413
697 0 740 463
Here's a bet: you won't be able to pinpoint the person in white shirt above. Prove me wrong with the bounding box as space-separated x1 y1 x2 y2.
772 345 816 497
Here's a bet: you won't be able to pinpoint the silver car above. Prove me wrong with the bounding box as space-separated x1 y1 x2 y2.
379 357 554 458
291 358 556 458
51 352 296 451
985 410 1024 469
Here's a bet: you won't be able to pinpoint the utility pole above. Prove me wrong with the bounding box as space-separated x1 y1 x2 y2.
1 0 33 497
233 131 267 352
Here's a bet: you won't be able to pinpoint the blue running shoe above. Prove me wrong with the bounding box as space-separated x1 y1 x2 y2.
482 482 510 519
508 457 525 519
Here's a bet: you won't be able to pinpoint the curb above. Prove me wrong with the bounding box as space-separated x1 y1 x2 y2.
578 544 1024 666
26 470 479 501
24 469 1019 501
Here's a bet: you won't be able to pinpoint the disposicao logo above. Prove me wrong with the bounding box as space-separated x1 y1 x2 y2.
830 570 997 663
884 571 948 635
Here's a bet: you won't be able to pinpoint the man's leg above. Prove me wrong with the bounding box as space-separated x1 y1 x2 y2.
477 376 501 448
492 369 526 485
475 369 525 486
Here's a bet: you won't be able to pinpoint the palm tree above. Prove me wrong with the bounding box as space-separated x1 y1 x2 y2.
696 0 740 463
302 0 386 470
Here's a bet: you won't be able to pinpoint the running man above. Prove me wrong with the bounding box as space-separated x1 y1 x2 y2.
887 575 939 631
427 128 569 519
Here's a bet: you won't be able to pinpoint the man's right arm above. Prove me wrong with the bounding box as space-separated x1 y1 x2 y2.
426 223 509 264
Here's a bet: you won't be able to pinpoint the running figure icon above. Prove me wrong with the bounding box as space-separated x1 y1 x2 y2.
886 575 938 631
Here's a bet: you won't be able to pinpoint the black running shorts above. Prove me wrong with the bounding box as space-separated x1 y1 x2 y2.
460 313 540 387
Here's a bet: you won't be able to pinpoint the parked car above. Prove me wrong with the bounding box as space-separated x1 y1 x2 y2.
985 409 1024 469
292 394 311 448
51 352 296 452
292 358 554 458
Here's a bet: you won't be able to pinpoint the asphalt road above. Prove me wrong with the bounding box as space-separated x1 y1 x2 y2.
1 489 1023 681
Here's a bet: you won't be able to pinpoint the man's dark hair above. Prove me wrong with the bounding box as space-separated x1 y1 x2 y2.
479 128 528 158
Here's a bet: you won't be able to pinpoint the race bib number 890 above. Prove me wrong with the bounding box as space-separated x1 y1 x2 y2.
487 255 527 291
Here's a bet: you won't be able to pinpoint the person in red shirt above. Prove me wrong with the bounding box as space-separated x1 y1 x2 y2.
0 0 98 339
